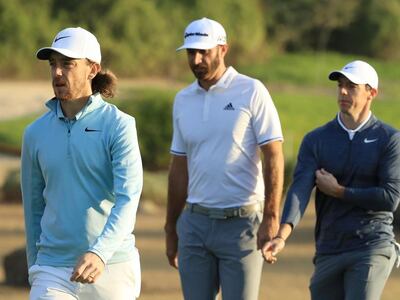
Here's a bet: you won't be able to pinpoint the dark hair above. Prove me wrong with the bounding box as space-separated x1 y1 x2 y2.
92 69 117 98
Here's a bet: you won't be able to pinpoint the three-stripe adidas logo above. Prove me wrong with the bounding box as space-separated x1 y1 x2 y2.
223 102 235 110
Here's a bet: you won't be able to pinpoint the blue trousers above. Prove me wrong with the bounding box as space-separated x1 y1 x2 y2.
310 245 396 300
177 209 264 300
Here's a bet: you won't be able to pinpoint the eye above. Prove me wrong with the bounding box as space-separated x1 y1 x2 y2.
349 83 357 89
63 60 75 68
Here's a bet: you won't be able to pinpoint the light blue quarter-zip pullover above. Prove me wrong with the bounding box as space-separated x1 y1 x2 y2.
21 93 143 268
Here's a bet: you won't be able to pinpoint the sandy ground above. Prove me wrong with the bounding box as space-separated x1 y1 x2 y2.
0 81 52 121
0 79 183 120
0 203 399 300
0 81 399 299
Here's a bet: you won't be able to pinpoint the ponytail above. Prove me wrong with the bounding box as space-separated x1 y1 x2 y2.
91 69 117 98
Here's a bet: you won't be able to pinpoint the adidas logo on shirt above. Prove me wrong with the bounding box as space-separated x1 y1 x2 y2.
223 102 235 110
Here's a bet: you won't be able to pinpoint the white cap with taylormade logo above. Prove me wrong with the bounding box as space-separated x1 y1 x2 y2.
36 27 101 63
177 17 227 51
328 60 378 89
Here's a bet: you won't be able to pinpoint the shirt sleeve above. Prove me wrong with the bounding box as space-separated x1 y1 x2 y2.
170 96 187 156
88 116 143 263
281 134 317 228
251 80 283 145
21 128 46 268
343 132 400 212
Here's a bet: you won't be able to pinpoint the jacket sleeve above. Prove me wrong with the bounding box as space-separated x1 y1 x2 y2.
88 116 143 263
281 134 317 228
343 132 400 212
21 128 46 268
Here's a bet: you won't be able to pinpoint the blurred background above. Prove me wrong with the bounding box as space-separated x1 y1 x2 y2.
0 0 399 299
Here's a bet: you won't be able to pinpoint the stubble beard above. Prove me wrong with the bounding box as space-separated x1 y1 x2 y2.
191 54 221 81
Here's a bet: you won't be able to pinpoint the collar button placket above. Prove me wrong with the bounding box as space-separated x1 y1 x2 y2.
203 93 211 122
65 119 72 158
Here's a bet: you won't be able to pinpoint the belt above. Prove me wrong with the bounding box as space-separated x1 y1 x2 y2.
185 202 264 219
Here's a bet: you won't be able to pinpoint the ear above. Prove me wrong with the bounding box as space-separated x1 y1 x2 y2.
219 44 229 57
369 87 378 100
88 63 101 80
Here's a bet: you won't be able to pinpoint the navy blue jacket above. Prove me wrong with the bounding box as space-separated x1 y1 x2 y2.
282 114 400 254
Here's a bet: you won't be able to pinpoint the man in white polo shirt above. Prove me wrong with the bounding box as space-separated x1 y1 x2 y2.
164 17 284 300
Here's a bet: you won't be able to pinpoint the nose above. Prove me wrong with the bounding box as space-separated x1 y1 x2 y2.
339 86 348 95
51 64 62 77
192 51 203 65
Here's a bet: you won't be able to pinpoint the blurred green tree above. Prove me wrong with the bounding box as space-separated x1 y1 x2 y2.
0 0 55 77
330 0 400 60
2 0 400 78
264 0 359 52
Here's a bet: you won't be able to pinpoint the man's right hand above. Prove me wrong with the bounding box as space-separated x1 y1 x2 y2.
165 230 179 269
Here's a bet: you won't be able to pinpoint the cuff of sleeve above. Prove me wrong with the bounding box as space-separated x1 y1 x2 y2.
281 212 300 229
87 249 107 265
343 187 353 200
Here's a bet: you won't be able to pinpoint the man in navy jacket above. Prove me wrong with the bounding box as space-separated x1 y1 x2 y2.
263 60 400 299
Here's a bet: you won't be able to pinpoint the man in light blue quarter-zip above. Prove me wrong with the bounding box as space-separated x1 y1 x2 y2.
263 60 400 299
21 27 143 300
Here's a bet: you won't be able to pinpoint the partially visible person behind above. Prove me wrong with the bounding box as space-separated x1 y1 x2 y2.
264 60 400 299
165 17 284 300
21 27 143 300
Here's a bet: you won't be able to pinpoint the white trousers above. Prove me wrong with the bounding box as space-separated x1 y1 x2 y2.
29 259 140 300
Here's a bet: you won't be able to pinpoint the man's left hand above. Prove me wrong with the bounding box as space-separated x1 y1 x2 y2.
70 252 105 284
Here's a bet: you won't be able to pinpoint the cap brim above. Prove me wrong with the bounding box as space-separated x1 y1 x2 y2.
328 71 365 85
176 42 219 51
36 47 84 60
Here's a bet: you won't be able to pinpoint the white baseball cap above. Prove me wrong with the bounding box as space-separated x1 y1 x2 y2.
328 60 378 89
36 27 101 63
177 17 227 51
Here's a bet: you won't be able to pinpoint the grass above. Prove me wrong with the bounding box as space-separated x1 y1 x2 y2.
239 51 400 86
239 52 352 86
271 90 337 159
0 115 38 152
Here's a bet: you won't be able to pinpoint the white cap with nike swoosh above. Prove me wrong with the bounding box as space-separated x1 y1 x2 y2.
328 60 378 89
36 27 101 64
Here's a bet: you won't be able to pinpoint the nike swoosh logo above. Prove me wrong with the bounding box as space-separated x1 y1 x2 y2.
85 127 101 132
364 138 378 143
54 35 71 43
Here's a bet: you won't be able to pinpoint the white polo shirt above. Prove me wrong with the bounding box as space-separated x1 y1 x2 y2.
171 67 283 208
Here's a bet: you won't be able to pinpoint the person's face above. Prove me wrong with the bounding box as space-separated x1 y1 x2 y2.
337 76 376 117
186 45 226 82
49 52 96 101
